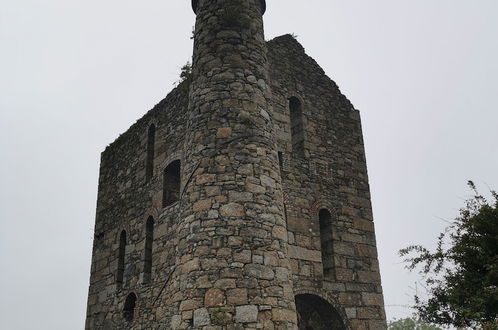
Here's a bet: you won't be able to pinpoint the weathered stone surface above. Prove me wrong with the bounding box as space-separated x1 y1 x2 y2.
272 308 297 322
288 245 321 262
193 308 210 327
170 315 181 329
235 305 258 323
227 288 248 305
362 292 385 306
193 199 212 211
182 258 200 273
244 264 275 280
217 127 232 138
205 288 224 307
220 203 244 217
85 1 387 329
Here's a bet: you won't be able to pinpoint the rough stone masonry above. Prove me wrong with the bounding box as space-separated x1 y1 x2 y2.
85 0 387 329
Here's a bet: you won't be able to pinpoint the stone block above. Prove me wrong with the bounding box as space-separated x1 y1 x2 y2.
272 225 288 241
287 216 309 234
196 174 216 185
193 199 212 211
287 245 321 262
235 305 258 323
205 288 224 307
353 218 375 232
271 308 297 323
182 258 200 273
227 288 248 305
217 127 232 138
362 292 384 306
193 308 211 327
357 244 378 258
180 299 202 311
214 278 236 289
234 250 252 263
358 271 381 284
357 307 381 319
220 203 244 217
244 264 275 280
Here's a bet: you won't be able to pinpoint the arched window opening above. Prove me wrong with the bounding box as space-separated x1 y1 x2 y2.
319 209 334 278
289 97 305 156
143 216 154 283
295 294 346 330
163 160 181 207
146 124 156 181
117 230 126 284
123 293 138 322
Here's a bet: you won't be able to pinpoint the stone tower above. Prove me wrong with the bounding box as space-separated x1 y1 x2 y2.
85 0 387 329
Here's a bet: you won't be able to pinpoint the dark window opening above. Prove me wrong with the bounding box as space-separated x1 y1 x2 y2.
278 151 284 169
163 160 181 207
143 216 154 283
117 230 126 284
146 124 156 181
289 97 305 156
123 293 137 322
319 209 334 278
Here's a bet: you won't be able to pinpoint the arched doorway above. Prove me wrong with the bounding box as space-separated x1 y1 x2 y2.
295 294 346 330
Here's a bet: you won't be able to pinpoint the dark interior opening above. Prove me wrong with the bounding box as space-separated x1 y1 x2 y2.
143 216 154 283
117 230 126 284
123 293 137 322
319 209 334 278
163 160 181 207
296 294 346 330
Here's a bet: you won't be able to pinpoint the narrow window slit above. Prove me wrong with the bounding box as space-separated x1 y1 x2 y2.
146 124 156 181
143 216 154 283
163 160 181 207
117 230 126 285
319 209 335 278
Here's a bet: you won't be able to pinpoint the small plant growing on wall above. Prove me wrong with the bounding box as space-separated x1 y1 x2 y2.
210 309 230 325
177 61 192 91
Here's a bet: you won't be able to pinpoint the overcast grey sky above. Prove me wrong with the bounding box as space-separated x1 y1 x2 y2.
1 1 497 329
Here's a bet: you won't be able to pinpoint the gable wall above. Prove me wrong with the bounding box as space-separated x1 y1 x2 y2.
85 35 387 329
268 35 386 329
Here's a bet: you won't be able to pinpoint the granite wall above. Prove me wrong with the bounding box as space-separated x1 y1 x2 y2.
85 1 386 329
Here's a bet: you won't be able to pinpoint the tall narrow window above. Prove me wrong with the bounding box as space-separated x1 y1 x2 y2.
289 97 304 156
117 230 126 284
163 160 181 207
319 209 334 278
123 292 138 322
143 216 154 283
146 124 156 181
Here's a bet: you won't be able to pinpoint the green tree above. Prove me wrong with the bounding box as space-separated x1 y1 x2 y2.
400 181 498 329
388 317 442 330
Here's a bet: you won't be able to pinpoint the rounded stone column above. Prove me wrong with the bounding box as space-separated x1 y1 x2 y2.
170 0 297 328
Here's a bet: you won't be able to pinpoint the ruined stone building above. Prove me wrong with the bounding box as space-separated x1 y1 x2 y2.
85 0 387 329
